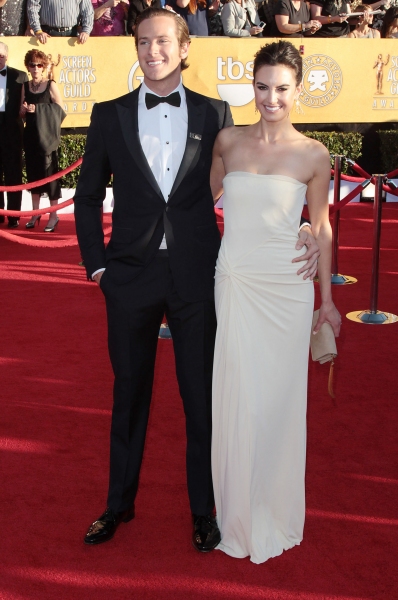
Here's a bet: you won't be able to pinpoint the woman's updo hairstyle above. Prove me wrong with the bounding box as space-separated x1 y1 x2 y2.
253 41 303 87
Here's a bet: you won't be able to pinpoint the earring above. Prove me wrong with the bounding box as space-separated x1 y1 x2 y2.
255 105 259 113
295 98 304 115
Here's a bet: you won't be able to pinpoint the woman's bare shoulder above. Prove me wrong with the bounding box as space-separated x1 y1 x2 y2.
296 133 330 163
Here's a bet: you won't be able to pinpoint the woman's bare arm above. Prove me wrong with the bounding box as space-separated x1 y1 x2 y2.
49 81 63 107
306 142 341 336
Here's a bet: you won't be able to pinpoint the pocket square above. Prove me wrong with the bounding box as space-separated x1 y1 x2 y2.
189 133 202 140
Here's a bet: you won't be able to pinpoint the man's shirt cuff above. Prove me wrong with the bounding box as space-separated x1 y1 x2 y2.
92 268 105 278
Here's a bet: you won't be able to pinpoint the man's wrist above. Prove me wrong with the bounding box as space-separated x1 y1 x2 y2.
92 267 105 279
299 221 311 232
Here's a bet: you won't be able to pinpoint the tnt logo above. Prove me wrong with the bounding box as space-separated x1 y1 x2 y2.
216 57 254 107
299 54 343 109
307 70 328 93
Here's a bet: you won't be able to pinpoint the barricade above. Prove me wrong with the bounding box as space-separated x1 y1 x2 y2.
1 155 398 326
0 158 113 247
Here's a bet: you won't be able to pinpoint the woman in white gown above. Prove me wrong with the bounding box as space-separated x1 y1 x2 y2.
210 41 341 564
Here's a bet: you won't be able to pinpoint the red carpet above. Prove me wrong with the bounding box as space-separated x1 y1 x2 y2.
0 207 397 600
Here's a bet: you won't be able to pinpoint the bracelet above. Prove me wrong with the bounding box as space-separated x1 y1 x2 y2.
35 29 43 34
301 22 305 31
328 15 332 23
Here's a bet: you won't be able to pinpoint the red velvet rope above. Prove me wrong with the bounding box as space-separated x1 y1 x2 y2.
0 225 112 247
331 169 365 183
329 183 365 214
383 183 398 197
386 167 398 179
0 158 82 192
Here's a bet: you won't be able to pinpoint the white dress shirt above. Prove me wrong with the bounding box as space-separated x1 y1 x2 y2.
138 79 188 249
0 67 7 112
92 79 188 277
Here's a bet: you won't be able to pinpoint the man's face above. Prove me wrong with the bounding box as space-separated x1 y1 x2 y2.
0 48 8 71
137 16 189 92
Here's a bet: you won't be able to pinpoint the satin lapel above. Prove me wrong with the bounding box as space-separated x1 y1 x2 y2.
169 89 207 200
115 88 164 201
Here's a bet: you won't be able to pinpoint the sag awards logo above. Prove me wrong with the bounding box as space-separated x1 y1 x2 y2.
58 55 97 114
299 54 343 109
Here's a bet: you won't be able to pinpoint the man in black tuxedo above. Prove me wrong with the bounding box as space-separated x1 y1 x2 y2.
75 8 319 551
0 42 28 228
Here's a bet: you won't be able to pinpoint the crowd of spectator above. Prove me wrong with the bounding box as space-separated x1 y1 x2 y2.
0 0 396 38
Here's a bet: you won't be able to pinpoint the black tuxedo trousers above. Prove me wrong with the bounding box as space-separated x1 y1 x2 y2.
0 124 23 213
102 253 217 515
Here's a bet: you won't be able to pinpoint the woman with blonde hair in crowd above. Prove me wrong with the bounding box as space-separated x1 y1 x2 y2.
20 49 65 232
348 4 380 36
381 5 398 36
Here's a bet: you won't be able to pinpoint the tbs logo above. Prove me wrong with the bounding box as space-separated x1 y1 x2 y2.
217 57 254 107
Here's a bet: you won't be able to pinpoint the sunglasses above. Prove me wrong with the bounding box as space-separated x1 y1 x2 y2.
29 62 44 68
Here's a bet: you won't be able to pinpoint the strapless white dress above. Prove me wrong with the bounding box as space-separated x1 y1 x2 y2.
212 172 314 564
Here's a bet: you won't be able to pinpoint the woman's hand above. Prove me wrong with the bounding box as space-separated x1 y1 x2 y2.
19 102 28 117
250 26 263 35
22 102 36 114
313 301 342 337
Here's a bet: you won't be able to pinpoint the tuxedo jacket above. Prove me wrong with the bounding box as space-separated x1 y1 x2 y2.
0 66 28 149
74 86 233 303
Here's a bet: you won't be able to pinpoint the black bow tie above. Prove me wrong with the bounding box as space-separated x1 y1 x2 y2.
0 69 6 77
145 91 181 110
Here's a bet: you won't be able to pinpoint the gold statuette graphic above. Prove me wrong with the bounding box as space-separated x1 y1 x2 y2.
373 53 390 95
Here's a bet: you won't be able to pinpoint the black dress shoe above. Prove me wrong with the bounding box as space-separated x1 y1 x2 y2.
84 505 135 545
7 218 19 229
192 514 221 552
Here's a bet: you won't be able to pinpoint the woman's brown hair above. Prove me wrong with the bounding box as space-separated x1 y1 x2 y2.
24 49 50 70
253 41 303 86
187 0 207 15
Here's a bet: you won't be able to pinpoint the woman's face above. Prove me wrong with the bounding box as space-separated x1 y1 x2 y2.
253 64 301 122
361 10 372 24
27 58 45 77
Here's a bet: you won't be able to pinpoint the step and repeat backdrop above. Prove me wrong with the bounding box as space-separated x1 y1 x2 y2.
6 37 398 127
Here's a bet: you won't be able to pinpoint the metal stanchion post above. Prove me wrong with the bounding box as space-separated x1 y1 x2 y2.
331 155 357 285
347 174 397 325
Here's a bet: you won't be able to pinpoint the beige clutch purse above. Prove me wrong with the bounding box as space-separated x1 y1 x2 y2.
311 310 337 397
